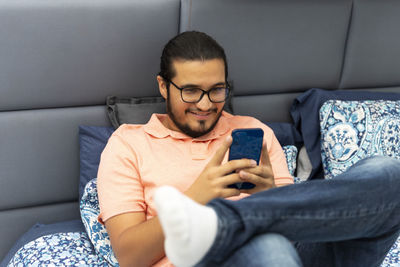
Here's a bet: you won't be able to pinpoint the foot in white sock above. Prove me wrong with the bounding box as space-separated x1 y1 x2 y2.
154 186 218 267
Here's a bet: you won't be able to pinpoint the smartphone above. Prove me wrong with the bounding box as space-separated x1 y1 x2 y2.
228 128 264 190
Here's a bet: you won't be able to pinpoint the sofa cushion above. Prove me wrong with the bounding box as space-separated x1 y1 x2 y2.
319 100 400 178
181 0 352 95
79 126 115 200
266 122 303 149
0 0 180 111
340 0 400 89
290 88 400 180
80 178 119 266
7 231 105 266
106 96 166 129
1 220 88 266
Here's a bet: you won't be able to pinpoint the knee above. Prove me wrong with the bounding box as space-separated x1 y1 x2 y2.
348 156 400 186
353 156 400 174
253 233 292 250
360 156 399 167
246 233 302 267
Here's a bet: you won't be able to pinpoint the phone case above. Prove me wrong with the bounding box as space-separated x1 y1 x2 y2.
228 128 264 189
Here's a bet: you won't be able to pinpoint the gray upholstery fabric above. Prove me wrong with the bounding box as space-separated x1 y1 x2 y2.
181 0 352 95
340 0 400 89
0 0 179 111
2 0 400 263
0 0 180 259
0 106 109 210
233 93 299 123
0 202 79 262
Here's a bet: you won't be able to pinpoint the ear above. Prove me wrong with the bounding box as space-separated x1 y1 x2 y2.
157 75 168 100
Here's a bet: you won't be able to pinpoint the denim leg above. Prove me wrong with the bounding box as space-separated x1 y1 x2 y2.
197 156 400 266
203 233 302 267
294 227 400 267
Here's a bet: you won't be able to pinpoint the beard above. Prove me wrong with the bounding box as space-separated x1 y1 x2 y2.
166 97 223 138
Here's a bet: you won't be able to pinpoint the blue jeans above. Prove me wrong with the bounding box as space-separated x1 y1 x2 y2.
219 233 302 267
196 156 400 267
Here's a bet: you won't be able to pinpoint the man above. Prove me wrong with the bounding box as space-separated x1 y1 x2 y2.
97 31 293 266
98 31 400 267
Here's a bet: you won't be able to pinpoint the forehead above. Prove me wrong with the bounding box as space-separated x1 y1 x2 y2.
171 58 225 84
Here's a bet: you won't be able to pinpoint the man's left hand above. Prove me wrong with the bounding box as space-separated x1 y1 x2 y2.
238 142 275 194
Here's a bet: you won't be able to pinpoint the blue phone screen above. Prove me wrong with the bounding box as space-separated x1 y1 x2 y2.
228 128 264 189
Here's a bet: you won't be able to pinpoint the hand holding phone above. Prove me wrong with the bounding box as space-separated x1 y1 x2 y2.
185 133 260 204
228 128 264 190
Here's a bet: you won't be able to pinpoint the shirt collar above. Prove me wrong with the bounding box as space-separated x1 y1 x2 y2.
143 111 231 141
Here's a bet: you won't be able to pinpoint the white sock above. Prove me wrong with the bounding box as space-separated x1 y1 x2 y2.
154 186 218 267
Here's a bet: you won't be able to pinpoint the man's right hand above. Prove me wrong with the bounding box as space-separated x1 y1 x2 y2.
184 135 258 204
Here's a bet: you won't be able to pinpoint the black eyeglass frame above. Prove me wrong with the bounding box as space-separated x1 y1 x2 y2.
164 78 231 103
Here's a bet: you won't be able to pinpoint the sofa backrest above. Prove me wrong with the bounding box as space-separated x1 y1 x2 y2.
1 0 400 261
339 0 400 89
181 0 352 122
180 0 400 122
0 0 179 260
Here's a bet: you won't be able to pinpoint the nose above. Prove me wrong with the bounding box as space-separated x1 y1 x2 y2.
195 93 213 111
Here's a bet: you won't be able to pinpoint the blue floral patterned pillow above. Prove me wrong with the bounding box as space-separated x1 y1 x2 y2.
320 100 400 179
79 145 299 266
80 178 119 266
319 100 400 267
282 145 298 180
7 231 108 266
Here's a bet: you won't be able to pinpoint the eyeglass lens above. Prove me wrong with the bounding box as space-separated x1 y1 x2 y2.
182 88 227 103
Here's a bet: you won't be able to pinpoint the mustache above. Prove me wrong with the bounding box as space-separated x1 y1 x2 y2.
185 108 218 114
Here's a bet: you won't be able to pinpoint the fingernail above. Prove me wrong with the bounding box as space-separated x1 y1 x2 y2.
250 160 257 166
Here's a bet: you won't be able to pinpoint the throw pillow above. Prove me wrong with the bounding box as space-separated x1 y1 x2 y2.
319 100 400 179
80 178 118 266
1 220 86 266
107 96 166 129
79 126 114 200
291 88 400 180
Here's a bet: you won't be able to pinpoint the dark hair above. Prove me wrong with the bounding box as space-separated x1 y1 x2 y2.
159 31 228 83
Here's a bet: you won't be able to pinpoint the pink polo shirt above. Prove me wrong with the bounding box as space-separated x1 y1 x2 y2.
97 111 293 266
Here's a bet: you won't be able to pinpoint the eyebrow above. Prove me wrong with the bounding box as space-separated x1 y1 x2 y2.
180 82 227 89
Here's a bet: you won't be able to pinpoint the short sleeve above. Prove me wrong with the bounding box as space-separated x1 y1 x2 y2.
266 130 294 186
97 132 146 223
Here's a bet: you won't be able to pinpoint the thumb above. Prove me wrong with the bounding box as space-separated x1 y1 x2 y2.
207 135 232 167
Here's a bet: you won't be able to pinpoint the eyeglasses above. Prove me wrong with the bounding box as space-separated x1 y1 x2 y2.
165 78 230 103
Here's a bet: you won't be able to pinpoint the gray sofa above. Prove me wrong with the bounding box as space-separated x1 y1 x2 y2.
1 0 400 264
